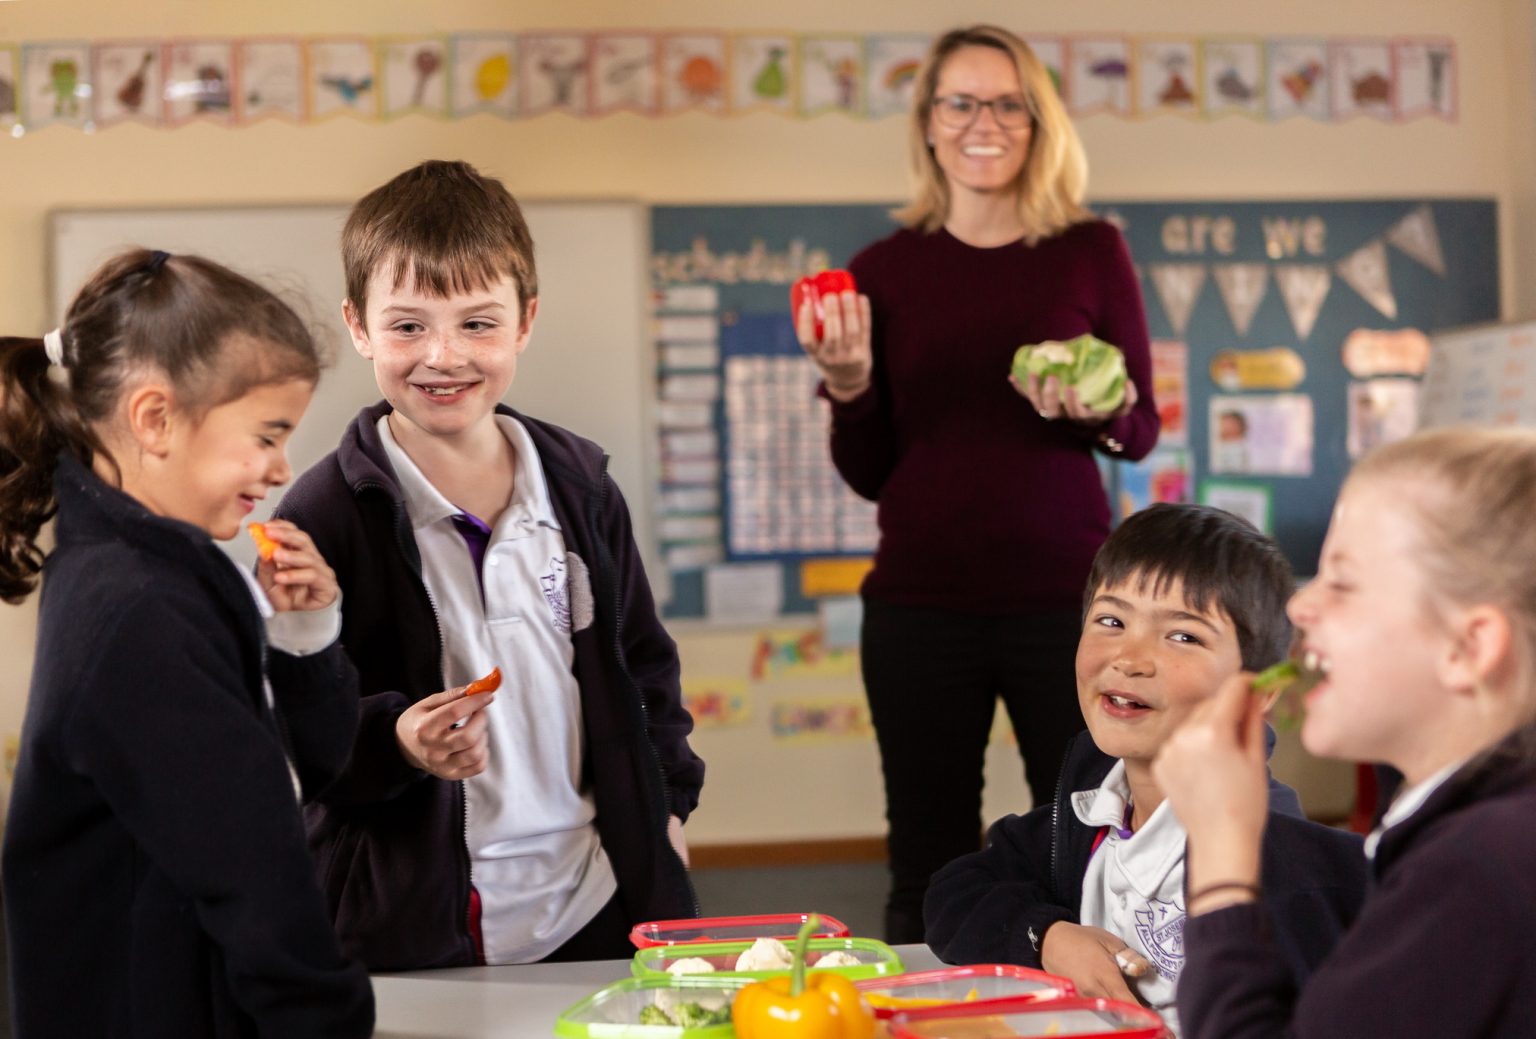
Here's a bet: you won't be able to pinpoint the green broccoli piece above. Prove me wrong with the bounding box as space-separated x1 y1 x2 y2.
639 1004 674 1025
670 1002 732 1028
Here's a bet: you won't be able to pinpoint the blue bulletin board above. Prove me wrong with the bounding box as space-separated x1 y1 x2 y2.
650 199 1498 619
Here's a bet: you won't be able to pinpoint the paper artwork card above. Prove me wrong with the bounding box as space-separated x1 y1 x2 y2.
164 41 235 125
380 38 447 118
1267 39 1329 120
1347 378 1420 458
237 39 304 122
1201 39 1264 118
0 46 18 128
521 34 590 115
92 43 163 127
1066 37 1130 115
1330 40 1393 121
864 34 927 118
1208 394 1314 477
731 34 795 114
22 42 92 129
1199 480 1272 534
591 33 658 115
449 35 516 117
661 34 726 114
1394 38 1455 120
307 38 377 119
799 35 862 116
1136 39 1198 116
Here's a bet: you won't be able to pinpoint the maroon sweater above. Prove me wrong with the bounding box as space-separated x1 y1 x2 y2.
829 220 1158 614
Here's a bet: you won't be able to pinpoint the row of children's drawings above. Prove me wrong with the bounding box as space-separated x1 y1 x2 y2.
0 32 1456 134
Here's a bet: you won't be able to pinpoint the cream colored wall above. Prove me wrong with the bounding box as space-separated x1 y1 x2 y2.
2 0 1532 840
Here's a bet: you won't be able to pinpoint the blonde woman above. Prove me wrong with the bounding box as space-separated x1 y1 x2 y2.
795 25 1159 942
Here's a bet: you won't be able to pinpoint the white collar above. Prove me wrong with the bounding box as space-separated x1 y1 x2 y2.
232 556 274 621
376 413 560 533
1072 759 1188 897
1364 757 1467 859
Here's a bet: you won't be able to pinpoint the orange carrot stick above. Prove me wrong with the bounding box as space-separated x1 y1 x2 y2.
248 522 280 562
463 667 502 696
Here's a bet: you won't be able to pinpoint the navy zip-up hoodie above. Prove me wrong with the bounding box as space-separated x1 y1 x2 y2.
1178 725 1536 1038
275 401 703 970
3 455 373 1038
925 730 1365 988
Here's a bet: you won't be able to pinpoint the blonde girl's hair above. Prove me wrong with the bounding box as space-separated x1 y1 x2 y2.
0 249 323 603
893 25 1091 243
1350 426 1536 708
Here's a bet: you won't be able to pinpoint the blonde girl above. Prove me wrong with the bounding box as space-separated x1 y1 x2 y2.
1156 426 1536 1038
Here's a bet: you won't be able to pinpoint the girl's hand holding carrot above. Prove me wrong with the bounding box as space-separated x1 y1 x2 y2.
250 519 340 613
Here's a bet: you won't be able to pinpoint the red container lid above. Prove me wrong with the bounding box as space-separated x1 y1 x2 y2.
888 995 1168 1038
628 913 852 949
856 964 1076 1019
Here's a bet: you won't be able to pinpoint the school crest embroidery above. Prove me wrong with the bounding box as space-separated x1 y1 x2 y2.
541 555 572 633
1133 897 1185 981
550 551 595 633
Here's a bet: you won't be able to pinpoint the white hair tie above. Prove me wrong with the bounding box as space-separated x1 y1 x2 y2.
43 328 67 367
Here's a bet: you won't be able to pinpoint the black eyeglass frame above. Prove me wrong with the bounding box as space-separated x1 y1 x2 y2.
930 92 1036 130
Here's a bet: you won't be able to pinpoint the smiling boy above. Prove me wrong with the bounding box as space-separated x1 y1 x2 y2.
276 161 702 969
924 504 1364 1035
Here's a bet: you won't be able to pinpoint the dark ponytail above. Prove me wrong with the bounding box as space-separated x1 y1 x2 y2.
0 248 323 604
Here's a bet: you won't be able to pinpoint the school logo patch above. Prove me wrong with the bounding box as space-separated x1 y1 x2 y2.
1133 897 1185 982
541 555 572 634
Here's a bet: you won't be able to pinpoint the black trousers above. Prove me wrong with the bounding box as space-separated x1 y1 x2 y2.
860 597 1086 944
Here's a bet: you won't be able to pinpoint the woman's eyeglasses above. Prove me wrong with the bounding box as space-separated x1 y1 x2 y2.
931 93 1033 129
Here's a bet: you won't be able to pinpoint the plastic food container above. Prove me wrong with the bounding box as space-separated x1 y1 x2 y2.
629 913 851 949
888 996 1167 1038
553 975 749 1038
855 964 1076 1018
631 936 903 981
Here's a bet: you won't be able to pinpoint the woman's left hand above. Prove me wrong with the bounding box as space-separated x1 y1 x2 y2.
1152 672 1269 906
1011 372 1139 425
254 519 340 612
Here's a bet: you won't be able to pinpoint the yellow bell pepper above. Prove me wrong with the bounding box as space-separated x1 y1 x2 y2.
731 916 876 1039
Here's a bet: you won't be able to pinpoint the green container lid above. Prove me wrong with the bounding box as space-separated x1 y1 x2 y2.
631 936 903 982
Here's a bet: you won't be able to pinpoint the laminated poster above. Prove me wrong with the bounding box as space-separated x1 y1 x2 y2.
591 34 659 115
864 34 927 119
521 34 589 115
1200 39 1264 118
749 628 858 681
307 38 377 119
798 35 862 116
1208 393 1314 477
661 34 726 114
1347 378 1420 458
1136 40 1197 116
1150 340 1189 445
1067 37 1130 115
380 38 448 118
1267 39 1329 120
1199 480 1273 534
22 42 91 130
92 43 163 127
237 40 304 122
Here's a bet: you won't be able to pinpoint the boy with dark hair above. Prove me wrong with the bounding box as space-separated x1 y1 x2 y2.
924 504 1363 1036
278 160 702 969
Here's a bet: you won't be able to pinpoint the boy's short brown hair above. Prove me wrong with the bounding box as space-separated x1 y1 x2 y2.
1085 503 1295 671
342 160 537 325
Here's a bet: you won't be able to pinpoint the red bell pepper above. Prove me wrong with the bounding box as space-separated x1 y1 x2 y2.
790 269 858 342
463 667 502 697
247 522 280 563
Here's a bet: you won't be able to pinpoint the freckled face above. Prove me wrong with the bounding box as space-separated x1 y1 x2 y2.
345 271 535 445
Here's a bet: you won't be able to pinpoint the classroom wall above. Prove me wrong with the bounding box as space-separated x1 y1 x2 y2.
2 0 1533 841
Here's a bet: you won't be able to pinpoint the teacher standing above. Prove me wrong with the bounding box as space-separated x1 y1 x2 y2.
796 24 1160 943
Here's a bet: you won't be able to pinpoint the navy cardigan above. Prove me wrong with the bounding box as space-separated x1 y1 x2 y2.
276 402 703 970
3 455 372 1038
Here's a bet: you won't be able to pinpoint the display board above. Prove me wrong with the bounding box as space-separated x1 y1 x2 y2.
49 201 658 581
650 199 1499 619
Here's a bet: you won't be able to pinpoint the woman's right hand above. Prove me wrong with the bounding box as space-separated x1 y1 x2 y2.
395 684 496 780
796 288 873 401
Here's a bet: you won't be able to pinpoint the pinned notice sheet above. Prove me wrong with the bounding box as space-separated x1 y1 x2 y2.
704 562 783 624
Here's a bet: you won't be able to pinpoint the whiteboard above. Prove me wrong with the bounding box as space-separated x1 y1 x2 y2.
48 202 661 591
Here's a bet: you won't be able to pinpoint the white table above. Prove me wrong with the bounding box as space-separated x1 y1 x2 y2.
372 944 943 1038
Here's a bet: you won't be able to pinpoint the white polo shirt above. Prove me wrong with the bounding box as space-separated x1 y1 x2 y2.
379 414 617 964
1073 760 1188 1037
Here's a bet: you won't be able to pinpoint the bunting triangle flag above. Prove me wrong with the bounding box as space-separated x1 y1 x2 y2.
1335 240 1398 320
1211 263 1270 337
1273 264 1332 340
1385 204 1447 277
1148 263 1207 337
